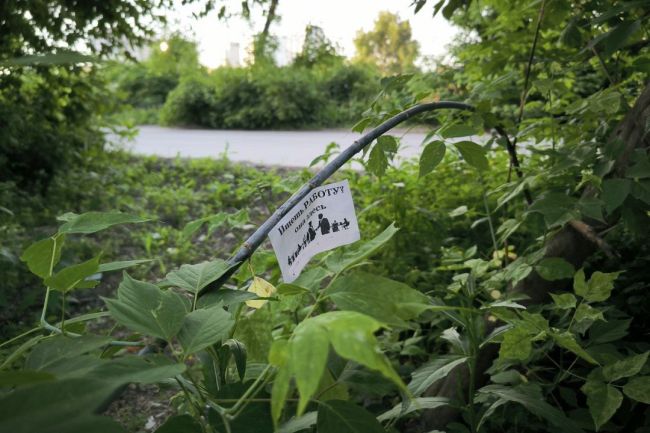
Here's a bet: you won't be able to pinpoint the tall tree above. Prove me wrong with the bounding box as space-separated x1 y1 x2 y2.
353 11 420 75
293 24 342 68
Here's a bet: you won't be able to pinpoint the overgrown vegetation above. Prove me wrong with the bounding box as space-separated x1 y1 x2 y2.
2 0 650 433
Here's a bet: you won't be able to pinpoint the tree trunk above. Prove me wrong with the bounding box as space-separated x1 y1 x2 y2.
419 82 650 431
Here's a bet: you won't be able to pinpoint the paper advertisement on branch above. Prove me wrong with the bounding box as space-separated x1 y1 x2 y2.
268 180 360 282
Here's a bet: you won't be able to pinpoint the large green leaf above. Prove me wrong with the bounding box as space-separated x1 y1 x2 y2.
166 260 233 294
20 235 65 279
602 351 648 382
325 272 430 327
291 320 330 415
87 356 186 384
552 332 598 365
98 259 152 273
58 211 150 234
26 335 112 370
0 370 55 388
198 289 257 308
439 123 479 138
601 179 631 213
178 305 234 355
323 223 399 274
312 312 404 387
271 312 404 420
407 355 468 396
317 400 384 433
581 380 623 431
277 412 317 433
499 327 532 361
103 273 187 340
45 255 100 293
623 376 650 403
377 397 450 421
479 385 584 433
0 378 125 433
419 140 446 178
574 269 621 302
454 141 488 171
550 293 577 309
535 257 575 281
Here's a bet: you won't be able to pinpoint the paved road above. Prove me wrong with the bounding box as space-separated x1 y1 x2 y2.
114 125 430 168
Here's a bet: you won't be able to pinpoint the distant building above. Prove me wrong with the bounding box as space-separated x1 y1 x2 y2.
225 43 240 67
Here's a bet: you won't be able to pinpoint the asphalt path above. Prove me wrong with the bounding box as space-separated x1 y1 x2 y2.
114 125 431 168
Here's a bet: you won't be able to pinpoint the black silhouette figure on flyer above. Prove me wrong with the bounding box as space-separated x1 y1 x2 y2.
287 213 351 266
317 214 330 234
308 221 317 241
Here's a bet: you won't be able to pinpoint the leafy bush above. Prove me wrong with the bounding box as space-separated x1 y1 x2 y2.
159 76 220 127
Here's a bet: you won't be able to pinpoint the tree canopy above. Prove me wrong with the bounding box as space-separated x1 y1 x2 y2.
354 11 420 75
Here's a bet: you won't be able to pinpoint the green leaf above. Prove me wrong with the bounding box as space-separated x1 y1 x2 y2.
317 400 384 433
377 397 450 422
602 179 632 213
277 412 317 433
499 327 532 361
367 141 389 177
178 305 234 355
198 289 257 309
155 415 203 433
0 378 125 433
575 269 621 302
277 283 311 296
45 255 100 293
550 293 577 309
351 117 372 133
325 272 430 327
602 352 648 382
26 335 112 370
58 211 150 234
552 332 598 365
479 385 584 433
312 312 404 388
529 192 578 228
20 235 65 279
291 320 330 415
166 260 233 294
589 319 630 344
623 376 650 404
600 20 642 57
223 339 247 382
323 223 398 274
419 140 446 178
536 258 575 281
84 355 186 384
271 359 292 425
573 303 604 333
0 370 55 388
581 380 623 431
439 123 479 138
98 259 152 273
103 273 187 340
454 141 488 171
408 355 468 396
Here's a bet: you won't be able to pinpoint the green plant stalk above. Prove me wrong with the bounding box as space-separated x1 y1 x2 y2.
225 364 272 418
479 174 499 256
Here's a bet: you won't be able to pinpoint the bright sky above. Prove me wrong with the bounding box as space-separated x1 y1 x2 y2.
171 0 458 68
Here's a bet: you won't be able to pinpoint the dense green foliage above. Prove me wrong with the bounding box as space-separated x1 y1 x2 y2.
2 0 650 433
